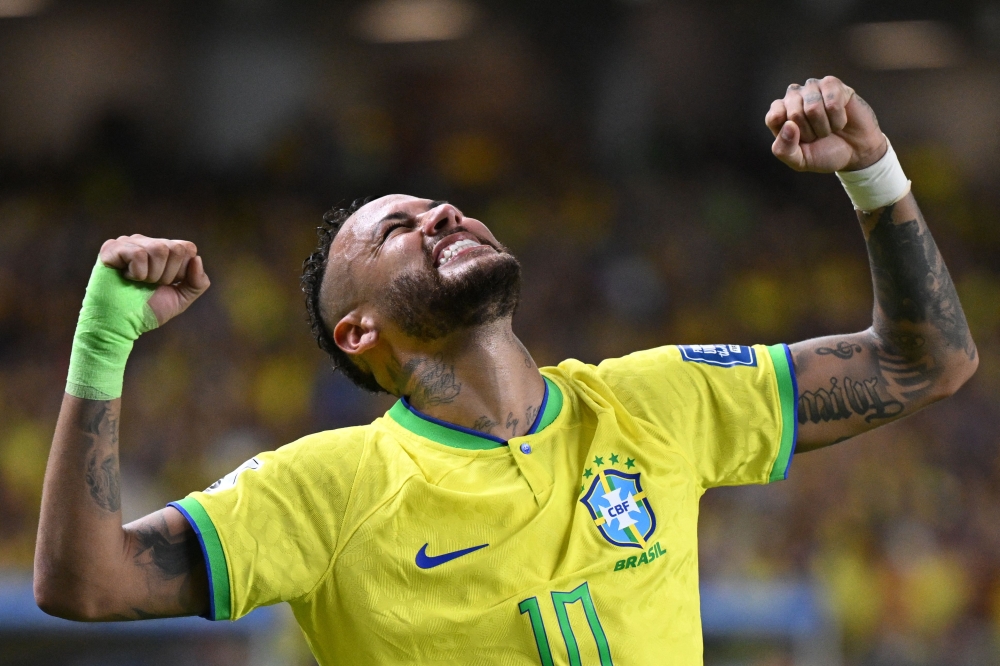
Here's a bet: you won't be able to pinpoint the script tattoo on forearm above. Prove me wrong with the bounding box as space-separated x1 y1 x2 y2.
799 375 903 424
80 401 121 512
386 353 462 407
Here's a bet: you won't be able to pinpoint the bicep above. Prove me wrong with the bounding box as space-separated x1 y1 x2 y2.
115 507 209 620
790 330 913 451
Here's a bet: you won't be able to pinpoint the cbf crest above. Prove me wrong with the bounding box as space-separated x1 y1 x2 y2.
580 459 656 549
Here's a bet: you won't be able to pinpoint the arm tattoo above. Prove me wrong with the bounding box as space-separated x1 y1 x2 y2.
131 517 202 579
86 453 121 512
798 375 903 425
79 401 122 513
816 342 863 359
385 353 462 407
864 203 974 360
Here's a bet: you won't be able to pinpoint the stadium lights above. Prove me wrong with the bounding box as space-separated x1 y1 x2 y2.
846 20 963 70
354 0 478 43
0 0 49 18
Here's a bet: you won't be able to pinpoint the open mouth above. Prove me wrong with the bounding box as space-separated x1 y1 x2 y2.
436 238 486 268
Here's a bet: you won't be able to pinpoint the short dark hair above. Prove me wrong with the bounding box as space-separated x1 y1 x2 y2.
301 197 387 393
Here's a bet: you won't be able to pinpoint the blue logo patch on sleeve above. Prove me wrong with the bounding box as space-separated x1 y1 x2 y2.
678 344 757 368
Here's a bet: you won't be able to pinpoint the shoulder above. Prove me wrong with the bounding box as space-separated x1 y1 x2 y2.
277 424 373 460
595 344 772 384
211 424 375 492
548 346 685 392
544 344 775 417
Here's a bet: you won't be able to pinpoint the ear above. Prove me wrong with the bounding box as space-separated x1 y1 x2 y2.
332 312 380 356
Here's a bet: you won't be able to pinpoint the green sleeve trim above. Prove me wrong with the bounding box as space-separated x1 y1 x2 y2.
765 344 798 483
169 497 232 620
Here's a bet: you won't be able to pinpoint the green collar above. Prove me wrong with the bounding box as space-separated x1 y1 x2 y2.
388 376 563 450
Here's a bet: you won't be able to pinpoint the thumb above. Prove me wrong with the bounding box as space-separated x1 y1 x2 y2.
771 121 806 171
176 255 211 305
146 255 211 326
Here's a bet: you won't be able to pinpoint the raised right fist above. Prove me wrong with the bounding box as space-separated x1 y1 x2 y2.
99 234 211 326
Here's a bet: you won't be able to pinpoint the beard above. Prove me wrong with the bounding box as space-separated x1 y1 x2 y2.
378 248 522 341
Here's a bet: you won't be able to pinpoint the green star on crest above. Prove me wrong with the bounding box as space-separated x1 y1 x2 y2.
593 456 604 466
609 453 619 464
583 468 593 478
625 457 636 469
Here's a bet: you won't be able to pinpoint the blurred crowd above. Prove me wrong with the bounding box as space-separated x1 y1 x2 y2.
2 2 1000 665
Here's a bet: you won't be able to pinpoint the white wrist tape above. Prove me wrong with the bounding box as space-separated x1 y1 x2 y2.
836 137 911 212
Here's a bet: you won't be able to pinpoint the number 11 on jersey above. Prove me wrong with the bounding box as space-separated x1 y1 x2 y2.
519 582 614 666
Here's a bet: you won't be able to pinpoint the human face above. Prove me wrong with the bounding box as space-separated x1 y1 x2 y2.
328 195 521 341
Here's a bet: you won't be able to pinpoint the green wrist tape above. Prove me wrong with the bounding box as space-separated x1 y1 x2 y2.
66 260 159 400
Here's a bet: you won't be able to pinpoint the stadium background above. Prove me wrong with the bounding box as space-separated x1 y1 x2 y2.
1 0 1000 664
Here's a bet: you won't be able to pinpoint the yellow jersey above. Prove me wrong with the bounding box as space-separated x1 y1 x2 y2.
170 343 797 665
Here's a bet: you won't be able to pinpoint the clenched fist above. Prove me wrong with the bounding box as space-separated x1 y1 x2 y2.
765 76 887 173
98 234 210 326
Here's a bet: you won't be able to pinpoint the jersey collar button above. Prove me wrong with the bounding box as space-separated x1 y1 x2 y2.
519 443 532 454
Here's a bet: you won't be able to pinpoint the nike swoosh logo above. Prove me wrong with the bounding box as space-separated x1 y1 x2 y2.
415 542 489 569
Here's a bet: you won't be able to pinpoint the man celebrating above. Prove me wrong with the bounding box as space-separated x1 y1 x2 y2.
35 77 977 664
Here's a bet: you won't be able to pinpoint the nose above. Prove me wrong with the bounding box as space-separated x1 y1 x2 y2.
420 203 462 236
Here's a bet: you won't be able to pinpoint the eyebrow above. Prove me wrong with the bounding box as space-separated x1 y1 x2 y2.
372 200 451 242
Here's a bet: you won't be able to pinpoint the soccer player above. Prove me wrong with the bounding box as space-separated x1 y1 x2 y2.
35 76 977 664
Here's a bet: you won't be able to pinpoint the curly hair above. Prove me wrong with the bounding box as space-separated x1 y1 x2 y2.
301 197 387 394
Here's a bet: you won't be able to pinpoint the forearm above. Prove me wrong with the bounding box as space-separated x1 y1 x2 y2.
35 395 208 620
35 395 128 617
862 193 977 388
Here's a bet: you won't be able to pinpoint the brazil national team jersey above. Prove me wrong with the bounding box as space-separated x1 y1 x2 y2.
169 343 797 665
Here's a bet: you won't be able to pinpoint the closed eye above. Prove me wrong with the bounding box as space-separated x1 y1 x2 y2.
381 219 413 243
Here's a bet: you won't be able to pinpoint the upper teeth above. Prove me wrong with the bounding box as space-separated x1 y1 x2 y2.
438 239 481 266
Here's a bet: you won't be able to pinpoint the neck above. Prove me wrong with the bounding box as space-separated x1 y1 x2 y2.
382 320 545 440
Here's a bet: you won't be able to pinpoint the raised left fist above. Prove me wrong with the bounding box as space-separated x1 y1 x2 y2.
765 76 886 173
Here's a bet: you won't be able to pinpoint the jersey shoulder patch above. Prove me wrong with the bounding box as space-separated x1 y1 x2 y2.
205 456 263 494
678 344 757 368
